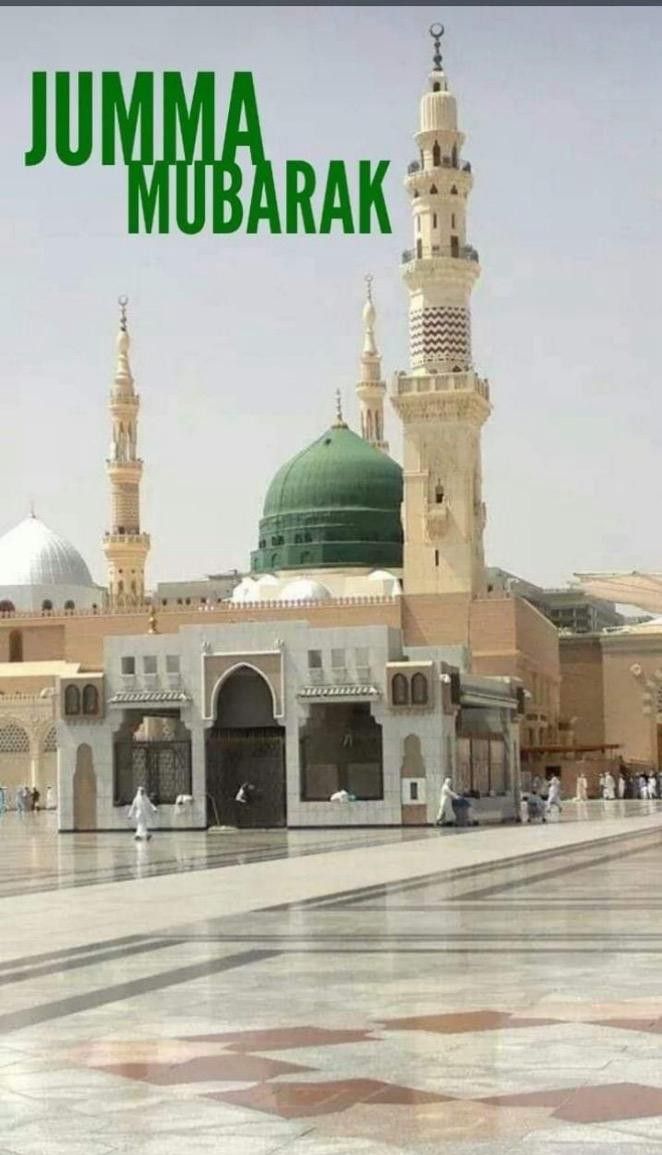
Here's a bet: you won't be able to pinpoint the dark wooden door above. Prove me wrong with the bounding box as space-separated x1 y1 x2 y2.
206 726 286 828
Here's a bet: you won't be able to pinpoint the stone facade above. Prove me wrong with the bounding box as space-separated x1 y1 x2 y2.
57 619 522 832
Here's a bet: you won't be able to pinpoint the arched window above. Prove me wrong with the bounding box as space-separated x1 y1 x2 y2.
392 673 409 707
0 600 15 615
82 684 99 715
450 185 458 196
416 239 422 259
64 684 81 716
9 630 22 663
451 144 458 167
435 484 444 505
41 599 53 612
412 673 429 706
64 600 75 612
430 184 438 195
432 141 441 166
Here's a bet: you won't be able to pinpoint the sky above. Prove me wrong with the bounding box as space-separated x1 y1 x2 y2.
0 5 661 590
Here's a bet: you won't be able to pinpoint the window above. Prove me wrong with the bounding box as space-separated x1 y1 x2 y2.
411 672 429 706
8 630 22 663
435 483 444 504
355 647 369 669
64 684 81 716
392 673 409 706
299 703 383 801
41 599 53 612
430 183 438 195
432 141 441 166
432 212 437 228
113 727 192 805
331 649 345 669
451 213 456 228
308 650 322 669
416 238 422 259
82 684 99 715
121 656 135 675
143 656 158 675
451 235 459 257
166 654 180 674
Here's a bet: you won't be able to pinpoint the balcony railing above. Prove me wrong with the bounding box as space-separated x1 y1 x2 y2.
407 158 472 174
401 245 479 264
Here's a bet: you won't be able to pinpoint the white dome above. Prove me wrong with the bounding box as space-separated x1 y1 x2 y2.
279 578 332 603
231 577 258 603
255 573 279 587
0 517 93 587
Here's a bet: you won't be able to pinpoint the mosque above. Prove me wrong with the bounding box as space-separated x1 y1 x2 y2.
0 29 566 829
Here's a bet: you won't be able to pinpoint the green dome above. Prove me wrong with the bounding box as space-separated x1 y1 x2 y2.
251 424 403 574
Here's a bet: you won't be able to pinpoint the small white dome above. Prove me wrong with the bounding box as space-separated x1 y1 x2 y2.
0 517 93 587
369 570 396 581
279 578 332 603
255 573 279 587
231 577 258 603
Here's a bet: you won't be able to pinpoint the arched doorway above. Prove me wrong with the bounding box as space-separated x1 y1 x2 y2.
73 743 97 829
206 666 286 828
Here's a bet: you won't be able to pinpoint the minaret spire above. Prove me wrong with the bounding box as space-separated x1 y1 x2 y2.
356 275 389 454
430 22 444 72
103 297 150 608
390 26 490 597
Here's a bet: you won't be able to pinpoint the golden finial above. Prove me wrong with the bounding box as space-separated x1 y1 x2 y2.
147 606 158 634
118 295 128 333
333 388 347 429
430 23 445 71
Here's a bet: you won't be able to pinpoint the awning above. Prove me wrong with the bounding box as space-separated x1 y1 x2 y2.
298 685 381 699
108 690 191 706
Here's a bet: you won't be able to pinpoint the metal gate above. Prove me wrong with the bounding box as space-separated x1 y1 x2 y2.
113 739 192 805
206 726 286 828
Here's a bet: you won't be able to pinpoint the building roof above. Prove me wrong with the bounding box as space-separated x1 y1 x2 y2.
251 424 403 574
575 572 662 614
0 517 94 588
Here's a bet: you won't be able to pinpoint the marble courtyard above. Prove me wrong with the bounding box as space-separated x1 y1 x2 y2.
2 805 662 1153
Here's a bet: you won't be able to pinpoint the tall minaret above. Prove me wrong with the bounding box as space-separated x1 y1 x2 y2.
356 275 389 454
391 25 490 597
103 297 150 607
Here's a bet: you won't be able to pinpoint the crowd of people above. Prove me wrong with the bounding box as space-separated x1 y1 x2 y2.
0 785 55 814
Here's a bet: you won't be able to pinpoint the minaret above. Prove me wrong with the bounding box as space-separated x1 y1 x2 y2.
356 275 389 454
391 25 490 596
103 297 150 607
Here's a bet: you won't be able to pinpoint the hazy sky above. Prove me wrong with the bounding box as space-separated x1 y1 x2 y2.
1 6 661 589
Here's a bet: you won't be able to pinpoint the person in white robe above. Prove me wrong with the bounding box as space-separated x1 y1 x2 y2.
574 773 588 802
128 786 157 840
436 777 460 826
648 775 658 799
45 785 56 810
602 771 616 800
546 776 562 818
617 774 626 800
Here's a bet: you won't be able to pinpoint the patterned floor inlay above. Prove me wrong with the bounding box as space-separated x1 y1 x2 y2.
186 1027 377 1051
208 1078 453 1118
484 1082 662 1124
98 1053 313 1084
382 1010 560 1034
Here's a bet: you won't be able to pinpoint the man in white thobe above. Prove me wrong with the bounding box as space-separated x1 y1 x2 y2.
436 777 460 826
128 786 157 840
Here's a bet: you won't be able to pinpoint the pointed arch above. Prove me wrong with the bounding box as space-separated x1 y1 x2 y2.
210 662 279 723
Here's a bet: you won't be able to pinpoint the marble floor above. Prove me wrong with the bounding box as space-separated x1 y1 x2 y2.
1 803 662 1153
